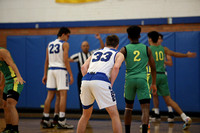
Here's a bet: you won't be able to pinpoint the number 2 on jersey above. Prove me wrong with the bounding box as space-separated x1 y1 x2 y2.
49 44 60 54
92 52 112 62
133 50 141 61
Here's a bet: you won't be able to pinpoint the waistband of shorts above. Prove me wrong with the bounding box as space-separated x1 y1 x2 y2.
82 72 110 83
48 67 67 70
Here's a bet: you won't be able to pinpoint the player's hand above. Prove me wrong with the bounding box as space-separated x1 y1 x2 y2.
95 33 101 40
187 51 196 58
16 77 25 85
69 75 74 85
150 84 157 95
42 76 47 85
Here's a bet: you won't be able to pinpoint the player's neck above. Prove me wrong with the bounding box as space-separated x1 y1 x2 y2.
151 43 159 46
106 46 115 49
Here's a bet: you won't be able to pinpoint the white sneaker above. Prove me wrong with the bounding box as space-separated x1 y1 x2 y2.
183 117 192 130
57 119 74 129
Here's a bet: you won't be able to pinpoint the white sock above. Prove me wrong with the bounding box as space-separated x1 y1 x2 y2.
154 108 159 114
43 113 49 117
59 112 65 118
168 106 173 112
181 113 187 121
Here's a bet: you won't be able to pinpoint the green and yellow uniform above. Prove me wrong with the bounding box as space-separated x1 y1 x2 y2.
149 45 170 96
0 47 23 101
124 43 151 102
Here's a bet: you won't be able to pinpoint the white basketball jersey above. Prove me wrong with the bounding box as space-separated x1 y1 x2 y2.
48 39 65 68
88 47 118 78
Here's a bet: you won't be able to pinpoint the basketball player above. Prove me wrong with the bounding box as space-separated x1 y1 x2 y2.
120 25 157 133
77 35 124 133
0 47 25 133
147 31 196 130
41 27 74 129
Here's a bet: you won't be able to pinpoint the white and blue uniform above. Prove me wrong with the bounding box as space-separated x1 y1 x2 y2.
80 47 118 109
46 39 69 91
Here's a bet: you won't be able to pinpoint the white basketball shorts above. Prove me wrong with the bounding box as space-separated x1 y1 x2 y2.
80 80 116 109
46 68 69 90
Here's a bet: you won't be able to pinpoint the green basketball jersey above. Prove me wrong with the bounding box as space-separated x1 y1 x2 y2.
125 43 148 80
149 45 165 72
0 47 16 83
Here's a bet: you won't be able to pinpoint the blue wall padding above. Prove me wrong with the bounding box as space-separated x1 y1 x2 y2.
7 31 200 112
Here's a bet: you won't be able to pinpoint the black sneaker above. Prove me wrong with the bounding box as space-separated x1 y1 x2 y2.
150 112 161 122
57 119 74 129
52 115 59 127
167 112 174 123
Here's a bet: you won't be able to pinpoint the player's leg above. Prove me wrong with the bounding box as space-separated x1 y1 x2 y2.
124 103 133 133
124 79 136 133
106 105 122 133
163 95 192 130
140 101 150 133
41 90 55 128
6 97 18 132
1 93 12 133
52 91 59 126
137 78 151 133
57 90 73 129
77 106 93 133
4 80 23 133
151 93 161 121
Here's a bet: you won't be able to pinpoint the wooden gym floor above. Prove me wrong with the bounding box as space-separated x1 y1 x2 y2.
0 113 200 133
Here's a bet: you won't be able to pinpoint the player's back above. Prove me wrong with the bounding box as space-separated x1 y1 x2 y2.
87 47 118 78
48 39 65 68
125 43 149 79
149 45 165 73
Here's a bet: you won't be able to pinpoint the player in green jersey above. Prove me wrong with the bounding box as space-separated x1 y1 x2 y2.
0 47 25 133
120 26 157 133
147 31 196 130
150 33 175 123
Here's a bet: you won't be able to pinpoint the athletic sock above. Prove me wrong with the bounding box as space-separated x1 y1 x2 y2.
59 112 65 118
168 106 173 112
142 124 148 133
43 112 49 117
154 108 159 114
125 125 130 133
181 113 187 121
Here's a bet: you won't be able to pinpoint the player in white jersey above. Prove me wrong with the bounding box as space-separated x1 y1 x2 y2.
77 35 124 133
41 27 74 129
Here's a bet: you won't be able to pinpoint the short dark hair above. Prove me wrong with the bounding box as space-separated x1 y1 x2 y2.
159 33 163 39
106 35 119 48
57 27 71 37
127 25 141 40
148 31 159 43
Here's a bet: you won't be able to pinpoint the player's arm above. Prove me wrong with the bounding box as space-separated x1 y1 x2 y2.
42 48 49 85
63 42 74 85
81 56 92 77
164 47 196 58
95 33 104 49
0 72 5 90
110 52 124 87
164 54 173 66
0 49 25 85
120 47 126 60
148 47 157 95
